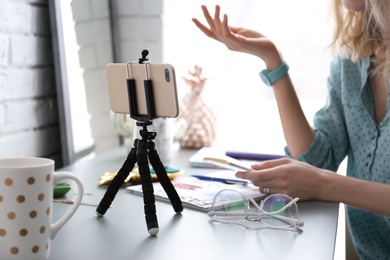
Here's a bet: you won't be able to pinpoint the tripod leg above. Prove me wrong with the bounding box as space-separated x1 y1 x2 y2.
148 148 183 213
137 139 159 236
96 147 137 217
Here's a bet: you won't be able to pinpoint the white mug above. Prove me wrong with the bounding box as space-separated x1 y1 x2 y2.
0 157 83 260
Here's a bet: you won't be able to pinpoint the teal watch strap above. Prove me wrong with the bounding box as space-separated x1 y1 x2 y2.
259 61 289 86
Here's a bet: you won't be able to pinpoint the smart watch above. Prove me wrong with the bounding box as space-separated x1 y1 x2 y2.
259 61 289 86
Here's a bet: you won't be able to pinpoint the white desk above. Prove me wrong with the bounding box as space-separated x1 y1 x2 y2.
50 147 339 260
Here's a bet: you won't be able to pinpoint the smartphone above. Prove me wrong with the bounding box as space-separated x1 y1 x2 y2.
203 157 253 171
105 63 179 118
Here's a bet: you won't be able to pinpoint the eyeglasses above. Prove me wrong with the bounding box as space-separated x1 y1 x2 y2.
208 189 304 230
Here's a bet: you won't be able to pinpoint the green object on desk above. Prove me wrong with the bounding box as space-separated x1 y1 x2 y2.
149 165 180 174
53 182 71 198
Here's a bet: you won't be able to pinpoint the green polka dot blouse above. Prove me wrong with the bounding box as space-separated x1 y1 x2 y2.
287 56 390 259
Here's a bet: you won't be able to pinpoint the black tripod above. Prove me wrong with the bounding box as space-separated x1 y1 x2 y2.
96 50 183 236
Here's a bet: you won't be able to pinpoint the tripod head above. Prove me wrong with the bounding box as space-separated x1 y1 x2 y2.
136 120 157 141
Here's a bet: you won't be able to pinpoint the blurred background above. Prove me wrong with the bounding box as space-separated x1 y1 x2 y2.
61 0 332 163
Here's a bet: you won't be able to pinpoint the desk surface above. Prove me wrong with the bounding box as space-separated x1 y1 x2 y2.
51 147 339 260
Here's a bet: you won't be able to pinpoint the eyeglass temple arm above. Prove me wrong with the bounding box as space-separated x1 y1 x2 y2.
209 210 303 228
262 213 304 228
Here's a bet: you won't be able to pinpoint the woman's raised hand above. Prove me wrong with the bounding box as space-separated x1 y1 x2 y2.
192 5 282 66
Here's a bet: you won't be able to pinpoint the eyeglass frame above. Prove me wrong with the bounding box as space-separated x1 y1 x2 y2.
208 189 304 229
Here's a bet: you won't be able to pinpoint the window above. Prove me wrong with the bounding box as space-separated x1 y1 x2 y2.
60 0 94 159
163 0 332 154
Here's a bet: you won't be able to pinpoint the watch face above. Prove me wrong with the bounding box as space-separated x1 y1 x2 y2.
259 72 271 86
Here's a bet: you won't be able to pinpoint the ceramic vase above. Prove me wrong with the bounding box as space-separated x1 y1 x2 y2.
179 65 217 149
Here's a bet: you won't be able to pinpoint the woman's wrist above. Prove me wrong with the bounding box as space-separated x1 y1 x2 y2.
316 169 342 201
259 43 284 70
265 57 284 71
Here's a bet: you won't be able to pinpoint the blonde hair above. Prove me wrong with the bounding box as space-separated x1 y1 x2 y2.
331 0 390 82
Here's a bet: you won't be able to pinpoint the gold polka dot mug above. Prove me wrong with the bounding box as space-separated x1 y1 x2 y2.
0 157 83 260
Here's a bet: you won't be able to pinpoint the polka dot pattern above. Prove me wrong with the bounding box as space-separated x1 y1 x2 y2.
5 178 13 186
0 171 52 258
289 57 390 259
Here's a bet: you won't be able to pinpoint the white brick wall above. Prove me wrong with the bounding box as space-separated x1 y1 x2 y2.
70 0 164 154
115 0 163 16
113 0 163 62
11 35 52 65
71 0 118 154
0 35 8 65
0 0 62 166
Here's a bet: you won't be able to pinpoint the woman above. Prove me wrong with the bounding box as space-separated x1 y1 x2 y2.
193 0 390 258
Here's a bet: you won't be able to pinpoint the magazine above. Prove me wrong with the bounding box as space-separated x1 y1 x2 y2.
126 170 265 212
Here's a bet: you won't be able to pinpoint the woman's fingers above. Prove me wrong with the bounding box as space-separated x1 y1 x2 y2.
192 18 216 39
192 5 225 41
213 5 222 29
201 5 216 30
251 158 293 170
222 14 231 37
237 167 280 183
236 159 294 193
193 4 273 58
200 5 223 34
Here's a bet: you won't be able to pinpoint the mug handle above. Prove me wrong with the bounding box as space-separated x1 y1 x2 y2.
50 171 84 239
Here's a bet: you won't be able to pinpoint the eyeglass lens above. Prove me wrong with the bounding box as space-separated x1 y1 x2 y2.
261 194 299 228
212 190 248 222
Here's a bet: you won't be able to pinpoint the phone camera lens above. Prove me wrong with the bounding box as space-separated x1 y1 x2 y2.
165 68 170 82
